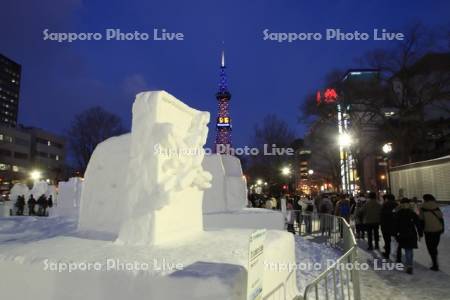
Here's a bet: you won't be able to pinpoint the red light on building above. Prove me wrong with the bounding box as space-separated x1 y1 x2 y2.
324 88 337 103
316 91 321 105
282 184 288 190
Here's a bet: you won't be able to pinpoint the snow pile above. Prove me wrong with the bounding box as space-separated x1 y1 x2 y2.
79 91 212 246
56 177 83 218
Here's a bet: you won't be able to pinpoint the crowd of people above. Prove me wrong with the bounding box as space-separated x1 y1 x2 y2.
249 191 445 275
14 194 53 217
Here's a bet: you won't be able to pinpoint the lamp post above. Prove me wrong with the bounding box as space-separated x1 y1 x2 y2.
30 170 42 182
281 166 291 194
338 133 354 193
307 169 314 195
382 143 393 193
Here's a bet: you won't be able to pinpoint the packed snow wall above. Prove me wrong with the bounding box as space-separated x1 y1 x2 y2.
202 154 248 213
56 177 84 218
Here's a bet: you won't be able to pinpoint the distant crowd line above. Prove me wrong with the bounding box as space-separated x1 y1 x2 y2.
13 194 53 217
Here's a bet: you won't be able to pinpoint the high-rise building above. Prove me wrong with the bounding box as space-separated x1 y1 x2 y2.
0 54 21 127
215 51 232 153
0 125 66 196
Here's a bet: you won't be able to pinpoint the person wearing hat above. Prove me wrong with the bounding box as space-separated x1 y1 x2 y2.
420 194 445 271
394 198 423 274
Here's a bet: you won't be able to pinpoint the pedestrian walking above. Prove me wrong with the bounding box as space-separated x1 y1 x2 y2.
352 197 366 239
420 194 445 271
380 194 398 259
394 198 423 274
362 192 382 250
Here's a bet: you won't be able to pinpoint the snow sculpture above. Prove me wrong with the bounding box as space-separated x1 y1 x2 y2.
79 91 212 246
9 183 29 202
56 177 83 218
30 180 49 198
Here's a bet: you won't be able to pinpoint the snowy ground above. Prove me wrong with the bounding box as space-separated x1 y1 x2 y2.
294 235 341 294
0 216 77 244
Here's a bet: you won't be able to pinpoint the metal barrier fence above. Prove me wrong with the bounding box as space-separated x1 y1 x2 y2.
284 211 361 300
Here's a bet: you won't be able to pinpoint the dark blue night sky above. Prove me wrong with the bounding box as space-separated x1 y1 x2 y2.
1 0 449 148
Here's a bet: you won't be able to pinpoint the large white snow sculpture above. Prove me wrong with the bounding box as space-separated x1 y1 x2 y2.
79 91 212 245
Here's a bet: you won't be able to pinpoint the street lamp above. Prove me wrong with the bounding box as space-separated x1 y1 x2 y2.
382 143 393 193
256 179 263 185
338 133 353 147
308 169 314 175
30 170 42 181
382 143 393 154
281 167 291 176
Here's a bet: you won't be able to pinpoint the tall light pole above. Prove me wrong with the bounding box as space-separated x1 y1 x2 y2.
338 133 354 193
281 166 291 194
382 143 393 193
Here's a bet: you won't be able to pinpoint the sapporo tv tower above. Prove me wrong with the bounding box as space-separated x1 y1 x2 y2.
214 50 232 154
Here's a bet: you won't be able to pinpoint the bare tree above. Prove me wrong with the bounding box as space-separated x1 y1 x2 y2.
67 106 126 174
246 114 296 183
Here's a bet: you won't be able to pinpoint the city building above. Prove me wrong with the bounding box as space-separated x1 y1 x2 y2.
215 51 233 153
0 125 66 195
0 54 21 127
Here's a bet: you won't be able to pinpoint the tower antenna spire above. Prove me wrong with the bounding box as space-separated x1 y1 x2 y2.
215 46 232 154
221 50 225 68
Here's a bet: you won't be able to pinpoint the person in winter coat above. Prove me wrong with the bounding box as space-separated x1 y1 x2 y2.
420 194 445 271
302 197 314 234
361 192 382 250
380 194 398 259
15 195 25 216
335 195 351 238
286 202 296 234
319 196 333 236
394 198 423 274
27 194 36 216
335 195 351 222
37 195 48 216
352 197 366 239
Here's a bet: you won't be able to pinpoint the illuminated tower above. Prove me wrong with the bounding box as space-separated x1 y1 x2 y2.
215 51 232 153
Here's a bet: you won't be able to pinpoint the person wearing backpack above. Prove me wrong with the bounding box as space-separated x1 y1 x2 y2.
420 194 445 271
